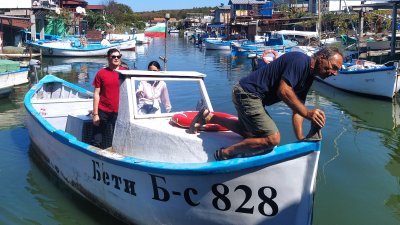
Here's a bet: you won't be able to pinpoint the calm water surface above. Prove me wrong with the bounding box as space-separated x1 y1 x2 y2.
1 34 400 225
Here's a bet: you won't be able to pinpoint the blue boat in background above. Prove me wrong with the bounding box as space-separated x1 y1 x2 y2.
231 32 298 58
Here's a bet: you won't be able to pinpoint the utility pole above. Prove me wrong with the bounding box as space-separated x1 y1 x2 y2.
317 0 321 45
390 1 398 57
160 13 170 71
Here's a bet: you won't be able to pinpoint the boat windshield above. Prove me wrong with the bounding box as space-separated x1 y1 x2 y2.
132 78 210 118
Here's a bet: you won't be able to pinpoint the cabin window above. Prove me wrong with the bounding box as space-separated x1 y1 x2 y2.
133 78 207 117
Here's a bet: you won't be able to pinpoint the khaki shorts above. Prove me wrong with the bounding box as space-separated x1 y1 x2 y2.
232 84 278 137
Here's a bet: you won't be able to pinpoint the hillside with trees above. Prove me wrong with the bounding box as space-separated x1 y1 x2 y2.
85 0 214 33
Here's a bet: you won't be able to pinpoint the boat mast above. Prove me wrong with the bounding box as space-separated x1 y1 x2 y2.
390 1 398 58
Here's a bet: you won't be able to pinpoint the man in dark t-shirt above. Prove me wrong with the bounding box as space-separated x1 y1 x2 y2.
190 46 344 160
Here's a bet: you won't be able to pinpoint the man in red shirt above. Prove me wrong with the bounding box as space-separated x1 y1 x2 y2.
92 48 128 149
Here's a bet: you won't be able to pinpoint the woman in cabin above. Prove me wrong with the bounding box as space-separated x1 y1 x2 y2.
136 61 172 115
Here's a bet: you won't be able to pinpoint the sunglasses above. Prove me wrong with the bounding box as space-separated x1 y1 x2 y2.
110 55 122 59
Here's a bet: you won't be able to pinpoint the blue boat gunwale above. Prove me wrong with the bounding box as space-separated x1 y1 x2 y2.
24 75 320 175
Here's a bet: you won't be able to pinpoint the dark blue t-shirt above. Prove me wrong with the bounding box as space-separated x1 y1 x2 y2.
239 51 313 106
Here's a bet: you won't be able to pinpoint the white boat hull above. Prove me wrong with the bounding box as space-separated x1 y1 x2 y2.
0 69 29 96
29 41 120 57
318 66 400 99
25 75 321 225
41 46 116 57
118 39 136 51
204 40 231 50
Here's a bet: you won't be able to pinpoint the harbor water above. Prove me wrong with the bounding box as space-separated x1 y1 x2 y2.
1 34 400 225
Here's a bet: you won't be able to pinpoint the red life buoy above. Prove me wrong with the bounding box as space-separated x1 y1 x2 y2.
171 111 238 131
262 49 279 64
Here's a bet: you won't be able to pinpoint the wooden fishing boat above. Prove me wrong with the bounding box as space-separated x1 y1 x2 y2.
27 40 120 57
318 60 400 99
25 71 321 225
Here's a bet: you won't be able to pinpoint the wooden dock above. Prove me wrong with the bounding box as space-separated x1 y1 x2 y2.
0 53 41 58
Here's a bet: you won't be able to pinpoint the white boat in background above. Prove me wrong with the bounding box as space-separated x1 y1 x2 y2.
0 69 29 97
134 33 152 44
291 45 320 56
28 40 120 57
115 39 136 50
105 33 151 45
318 60 400 99
25 70 321 225
274 30 319 39
107 33 134 41
168 28 180 33
105 34 137 50
255 30 318 46
204 39 232 50
0 59 30 97
184 28 204 37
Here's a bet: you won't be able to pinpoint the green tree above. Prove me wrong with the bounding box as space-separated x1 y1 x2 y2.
45 8 70 36
104 0 137 32
86 10 106 30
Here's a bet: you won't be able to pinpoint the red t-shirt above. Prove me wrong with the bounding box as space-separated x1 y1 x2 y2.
93 66 127 113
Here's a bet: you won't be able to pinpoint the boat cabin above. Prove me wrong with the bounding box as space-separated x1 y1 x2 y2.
113 70 242 163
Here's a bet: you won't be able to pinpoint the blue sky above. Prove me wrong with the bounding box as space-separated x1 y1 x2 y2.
86 0 226 12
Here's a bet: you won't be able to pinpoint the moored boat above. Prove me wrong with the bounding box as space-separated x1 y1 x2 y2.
317 60 400 99
27 40 120 57
231 33 297 58
204 38 232 50
25 71 321 225
93 39 136 51
0 59 29 97
134 33 152 44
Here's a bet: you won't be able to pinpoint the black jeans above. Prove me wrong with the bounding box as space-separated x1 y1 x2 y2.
96 109 118 149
